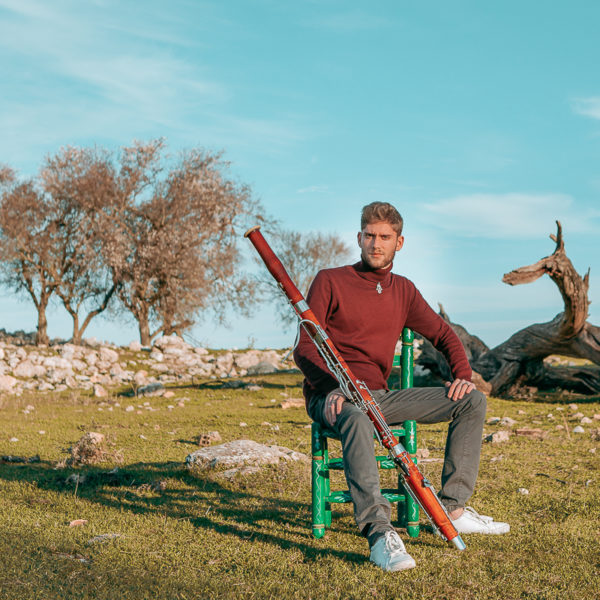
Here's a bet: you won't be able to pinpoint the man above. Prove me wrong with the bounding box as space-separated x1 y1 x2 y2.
293 202 509 573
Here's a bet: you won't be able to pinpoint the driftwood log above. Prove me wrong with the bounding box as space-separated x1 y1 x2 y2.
417 222 600 396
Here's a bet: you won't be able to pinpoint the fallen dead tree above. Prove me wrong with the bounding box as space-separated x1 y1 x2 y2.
418 222 600 397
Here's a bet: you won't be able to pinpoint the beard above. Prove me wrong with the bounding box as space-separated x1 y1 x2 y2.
361 248 394 270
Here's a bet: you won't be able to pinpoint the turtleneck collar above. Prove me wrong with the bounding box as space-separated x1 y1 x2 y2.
352 259 394 283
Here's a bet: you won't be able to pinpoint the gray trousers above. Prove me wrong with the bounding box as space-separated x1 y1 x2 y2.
308 387 487 546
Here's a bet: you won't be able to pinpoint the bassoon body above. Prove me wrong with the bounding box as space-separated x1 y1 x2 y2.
244 225 466 551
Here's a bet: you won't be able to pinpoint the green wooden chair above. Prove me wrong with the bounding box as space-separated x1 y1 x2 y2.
310 328 420 539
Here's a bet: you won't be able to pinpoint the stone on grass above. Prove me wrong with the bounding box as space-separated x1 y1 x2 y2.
591 429 600 441
137 382 165 397
573 425 585 434
69 432 106 465
486 417 501 425
580 417 593 424
500 417 517 427
515 428 547 440
247 361 278 375
186 439 308 470
280 398 305 409
484 431 511 444
196 431 222 446
128 341 143 352
93 384 108 398
0 375 18 391
517 488 529 495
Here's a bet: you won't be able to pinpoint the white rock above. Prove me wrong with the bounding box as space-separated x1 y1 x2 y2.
186 439 309 469
580 417 593 424
99 347 119 363
517 488 529 495
484 430 511 443
500 417 517 427
573 426 585 434
128 341 143 352
13 361 46 378
94 384 108 398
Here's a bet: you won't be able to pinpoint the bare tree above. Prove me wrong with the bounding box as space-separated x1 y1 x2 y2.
256 228 352 327
0 173 60 345
0 152 119 345
39 147 119 344
88 140 264 345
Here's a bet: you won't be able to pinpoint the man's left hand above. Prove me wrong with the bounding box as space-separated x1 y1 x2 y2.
445 378 475 401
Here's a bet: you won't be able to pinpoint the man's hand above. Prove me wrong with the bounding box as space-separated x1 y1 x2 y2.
445 378 475 401
324 388 346 427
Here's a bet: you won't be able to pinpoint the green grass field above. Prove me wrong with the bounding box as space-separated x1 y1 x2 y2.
1 371 599 600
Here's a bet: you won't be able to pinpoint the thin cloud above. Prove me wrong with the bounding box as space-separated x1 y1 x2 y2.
571 97 600 120
422 193 600 238
303 10 395 32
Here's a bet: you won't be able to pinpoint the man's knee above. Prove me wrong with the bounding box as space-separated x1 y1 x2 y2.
337 404 373 437
466 389 486 418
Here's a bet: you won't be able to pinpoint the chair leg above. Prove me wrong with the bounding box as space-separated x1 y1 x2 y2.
403 420 420 537
311 422 327 539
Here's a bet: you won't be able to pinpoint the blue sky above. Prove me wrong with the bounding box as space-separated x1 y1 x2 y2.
1 0 599 349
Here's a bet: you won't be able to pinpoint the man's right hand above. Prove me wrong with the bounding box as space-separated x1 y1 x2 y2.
324 388 346 427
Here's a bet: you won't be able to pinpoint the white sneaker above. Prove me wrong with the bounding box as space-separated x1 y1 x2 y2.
369 530 416 572
451 507 510 534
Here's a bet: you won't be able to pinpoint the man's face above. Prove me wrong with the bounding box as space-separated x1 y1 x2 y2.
357 221 404 270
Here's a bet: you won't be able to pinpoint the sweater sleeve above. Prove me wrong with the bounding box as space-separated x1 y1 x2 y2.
405 283 472 381
292 271 339 397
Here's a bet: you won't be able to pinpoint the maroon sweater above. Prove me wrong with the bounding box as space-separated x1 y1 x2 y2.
293 260 472 403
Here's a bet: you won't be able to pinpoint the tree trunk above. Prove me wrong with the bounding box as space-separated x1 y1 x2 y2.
138 306 151 346
36 299 50 346
416 222 600 397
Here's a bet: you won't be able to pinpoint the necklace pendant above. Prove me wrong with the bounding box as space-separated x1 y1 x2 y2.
376 282 382 294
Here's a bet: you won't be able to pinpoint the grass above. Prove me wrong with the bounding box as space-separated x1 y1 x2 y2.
1 371 599 600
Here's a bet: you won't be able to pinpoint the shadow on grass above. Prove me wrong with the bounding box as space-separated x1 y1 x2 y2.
1 459 425 564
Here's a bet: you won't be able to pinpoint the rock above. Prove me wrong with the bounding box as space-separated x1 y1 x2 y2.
186 439 309 469
591 429 600 441
484 431 511 443
222 379 245 389
128 341 143 352
99 347 119 363
149 349 164 362
221 466 261 479
280 397 305 409
594 414 600 421
0 374 18 391
580 417 593 424
572 412 585 419
515 428 547 440
573 426 585 434
69 432 106 465
137 382 165 397
247 361 278 375
93 384 108 398
568 403 578 411
416 448 430 459
245 384 263 392
517 488 529 495
196 431 222 446
133 370 148 386
13 361 46 378
500 417 517 427
486 417 501 425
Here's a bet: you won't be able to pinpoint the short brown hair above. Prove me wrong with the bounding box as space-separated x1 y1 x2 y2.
361 202 403 235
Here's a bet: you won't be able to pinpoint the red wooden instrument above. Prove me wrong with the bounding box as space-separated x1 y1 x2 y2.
245 225 465 550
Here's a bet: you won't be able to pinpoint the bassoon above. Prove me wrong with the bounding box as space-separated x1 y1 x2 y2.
245 225 466 551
